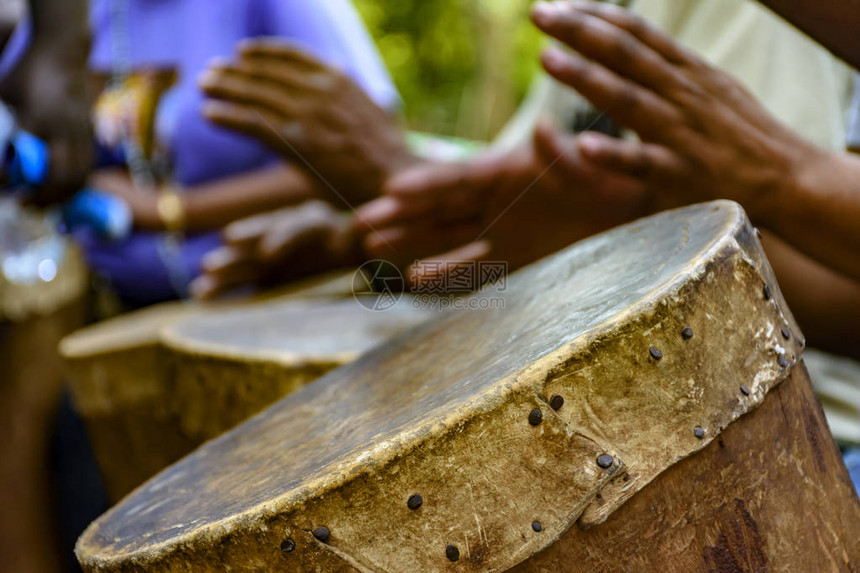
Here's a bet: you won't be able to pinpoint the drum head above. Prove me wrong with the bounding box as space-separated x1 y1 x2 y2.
163 297 434 366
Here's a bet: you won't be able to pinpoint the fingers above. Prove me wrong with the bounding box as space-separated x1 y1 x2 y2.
354 196 424 230
222 211 276 245
385 159 496 218
554 1 696 65
577 131 686 180
363 221 484 267
237 38 326 72
539 46 682 141
191 245 259 299
199 68 303 119
531 2 694 98
202 100 292 152
257 210 329 262
406 240 493 289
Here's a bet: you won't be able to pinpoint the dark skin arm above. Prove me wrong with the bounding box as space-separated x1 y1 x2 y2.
757 0 860 69
761 231 860 361
90 163 326 233
0 0 92 203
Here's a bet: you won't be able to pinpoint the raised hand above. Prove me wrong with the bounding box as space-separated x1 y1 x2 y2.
190 200 363 299
198 39 414 206
532 1 820 213
530 0 860 281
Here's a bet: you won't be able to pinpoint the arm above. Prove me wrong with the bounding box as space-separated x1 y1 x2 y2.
762 231 860 360
29 0 87 37
92 163 326 232
756 0 860 69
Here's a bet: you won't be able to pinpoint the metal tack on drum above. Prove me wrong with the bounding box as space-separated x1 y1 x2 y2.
313 526 330 543
596 454 614 469
549 395 565 411
649 347 663 361
532 521 543 533
528 408 543 426
407 494 423 510
681 327 694 340
280 539 296 554
446 544 460 562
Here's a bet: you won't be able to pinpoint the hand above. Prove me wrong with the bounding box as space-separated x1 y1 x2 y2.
355 122 649 286
190 200 363 299
530 1 820 223
0 37 92 204
198 39 414 206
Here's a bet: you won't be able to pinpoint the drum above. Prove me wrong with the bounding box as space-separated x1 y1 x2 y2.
61 300 211 501
161 298 434 450
63 284 431 501
76 201 860 572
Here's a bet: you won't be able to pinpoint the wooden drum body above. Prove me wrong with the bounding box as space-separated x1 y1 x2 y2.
76 202 860 572
61 300 225 500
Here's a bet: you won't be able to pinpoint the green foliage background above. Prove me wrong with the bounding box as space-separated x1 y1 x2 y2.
353 0 545 141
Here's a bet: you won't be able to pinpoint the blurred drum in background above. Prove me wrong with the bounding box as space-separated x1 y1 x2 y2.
76 202 860 572
60 271 384 500
161 297 433 459
63 285 432 502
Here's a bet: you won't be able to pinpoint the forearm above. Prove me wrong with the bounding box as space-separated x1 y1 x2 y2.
762 231 860 360
757 0 860 69
760 150 860 283
29 0 87 43
181 164 324 232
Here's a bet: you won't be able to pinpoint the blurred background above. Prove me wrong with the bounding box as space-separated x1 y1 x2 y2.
354 0 544 140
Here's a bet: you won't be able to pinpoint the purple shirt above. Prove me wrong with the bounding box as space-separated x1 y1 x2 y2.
77 0 397 305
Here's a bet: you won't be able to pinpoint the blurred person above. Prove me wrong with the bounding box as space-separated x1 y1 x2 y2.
0 0 92 203
357 0 853 269
78 0 402 308
0 3 94 573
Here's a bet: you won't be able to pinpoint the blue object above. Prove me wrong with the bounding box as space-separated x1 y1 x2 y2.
8 130 50 186
845 449 860 496
1 129 132 240
63 189 132 240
